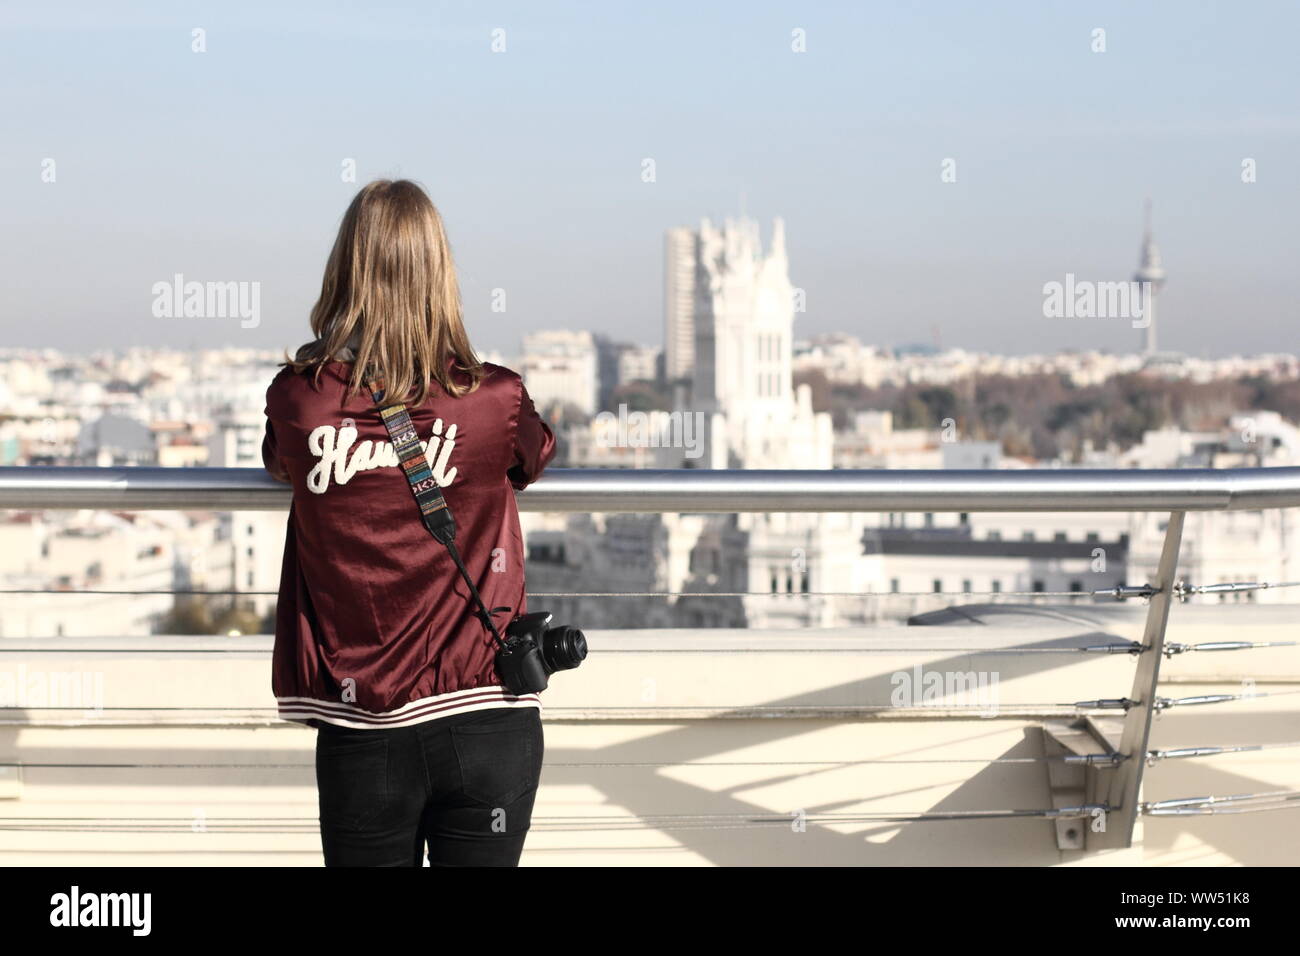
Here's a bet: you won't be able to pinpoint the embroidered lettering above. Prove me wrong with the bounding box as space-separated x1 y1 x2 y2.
306 421 459 494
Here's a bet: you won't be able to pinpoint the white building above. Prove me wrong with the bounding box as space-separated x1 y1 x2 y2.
521 330 599 417
680 216 833 471
0 512 177 638
664 227 697 383
617 345 661 387
209 410 286 620
855 411 1300 621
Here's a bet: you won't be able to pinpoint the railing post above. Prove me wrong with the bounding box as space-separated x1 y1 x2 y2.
1092 510 1185 850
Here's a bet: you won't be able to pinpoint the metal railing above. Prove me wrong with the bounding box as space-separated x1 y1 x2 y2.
2 464 1300 853
3 464 1300 512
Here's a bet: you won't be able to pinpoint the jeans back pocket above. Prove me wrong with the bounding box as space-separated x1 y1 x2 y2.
450 708 543 808
315 732 390 832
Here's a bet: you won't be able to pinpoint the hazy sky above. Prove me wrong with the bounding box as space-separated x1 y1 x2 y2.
2 1 1297 359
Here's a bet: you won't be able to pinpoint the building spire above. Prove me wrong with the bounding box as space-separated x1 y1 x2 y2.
771 216 786 263
1134 199 1166 357
1136 199 1165 283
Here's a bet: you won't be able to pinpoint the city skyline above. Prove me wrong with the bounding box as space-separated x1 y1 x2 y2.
2 1 1298 359
1 208 1290 366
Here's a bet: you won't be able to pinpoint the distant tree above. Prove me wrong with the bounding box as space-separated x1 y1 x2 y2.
784 367 1299 461
539 399 591 428
212 604 263 637
793 369 830 412
609 380 671 413
157 596 214 635
894 393 932 430
915 387 959 427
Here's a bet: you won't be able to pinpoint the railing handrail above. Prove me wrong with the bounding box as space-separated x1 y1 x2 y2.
1 465 1300 512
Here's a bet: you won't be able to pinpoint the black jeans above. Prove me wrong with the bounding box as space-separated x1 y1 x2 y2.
314 705 544 867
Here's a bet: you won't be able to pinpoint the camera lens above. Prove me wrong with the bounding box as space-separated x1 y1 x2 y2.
540 625 587 673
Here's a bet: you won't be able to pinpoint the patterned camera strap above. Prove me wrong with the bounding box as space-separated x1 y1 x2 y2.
367 378 509 649
367 379 456 545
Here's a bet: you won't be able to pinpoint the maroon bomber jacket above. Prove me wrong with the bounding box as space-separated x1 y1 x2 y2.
261 358 557 729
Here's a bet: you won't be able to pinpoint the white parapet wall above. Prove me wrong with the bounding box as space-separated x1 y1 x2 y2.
0 604 1296 866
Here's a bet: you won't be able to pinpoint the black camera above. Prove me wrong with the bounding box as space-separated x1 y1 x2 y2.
495 610 588 696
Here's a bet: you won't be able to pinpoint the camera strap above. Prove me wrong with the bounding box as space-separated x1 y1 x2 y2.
365 377 511 652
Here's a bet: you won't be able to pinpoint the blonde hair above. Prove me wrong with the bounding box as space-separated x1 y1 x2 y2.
289 179 484 404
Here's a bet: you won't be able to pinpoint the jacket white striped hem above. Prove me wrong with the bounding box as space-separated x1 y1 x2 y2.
277 685 542 730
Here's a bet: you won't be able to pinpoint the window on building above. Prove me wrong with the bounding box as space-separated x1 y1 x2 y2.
932 579 942 593
1032 580 1045 593
962 579 972 593
1054 532 1067 542
991 580 1002 593
890 578 900 593
1070 580 1083 592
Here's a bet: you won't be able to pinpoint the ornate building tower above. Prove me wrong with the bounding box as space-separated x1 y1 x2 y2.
670 215 831 469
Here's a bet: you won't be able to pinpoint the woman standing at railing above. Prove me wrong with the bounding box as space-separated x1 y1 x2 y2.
260 179 557 866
